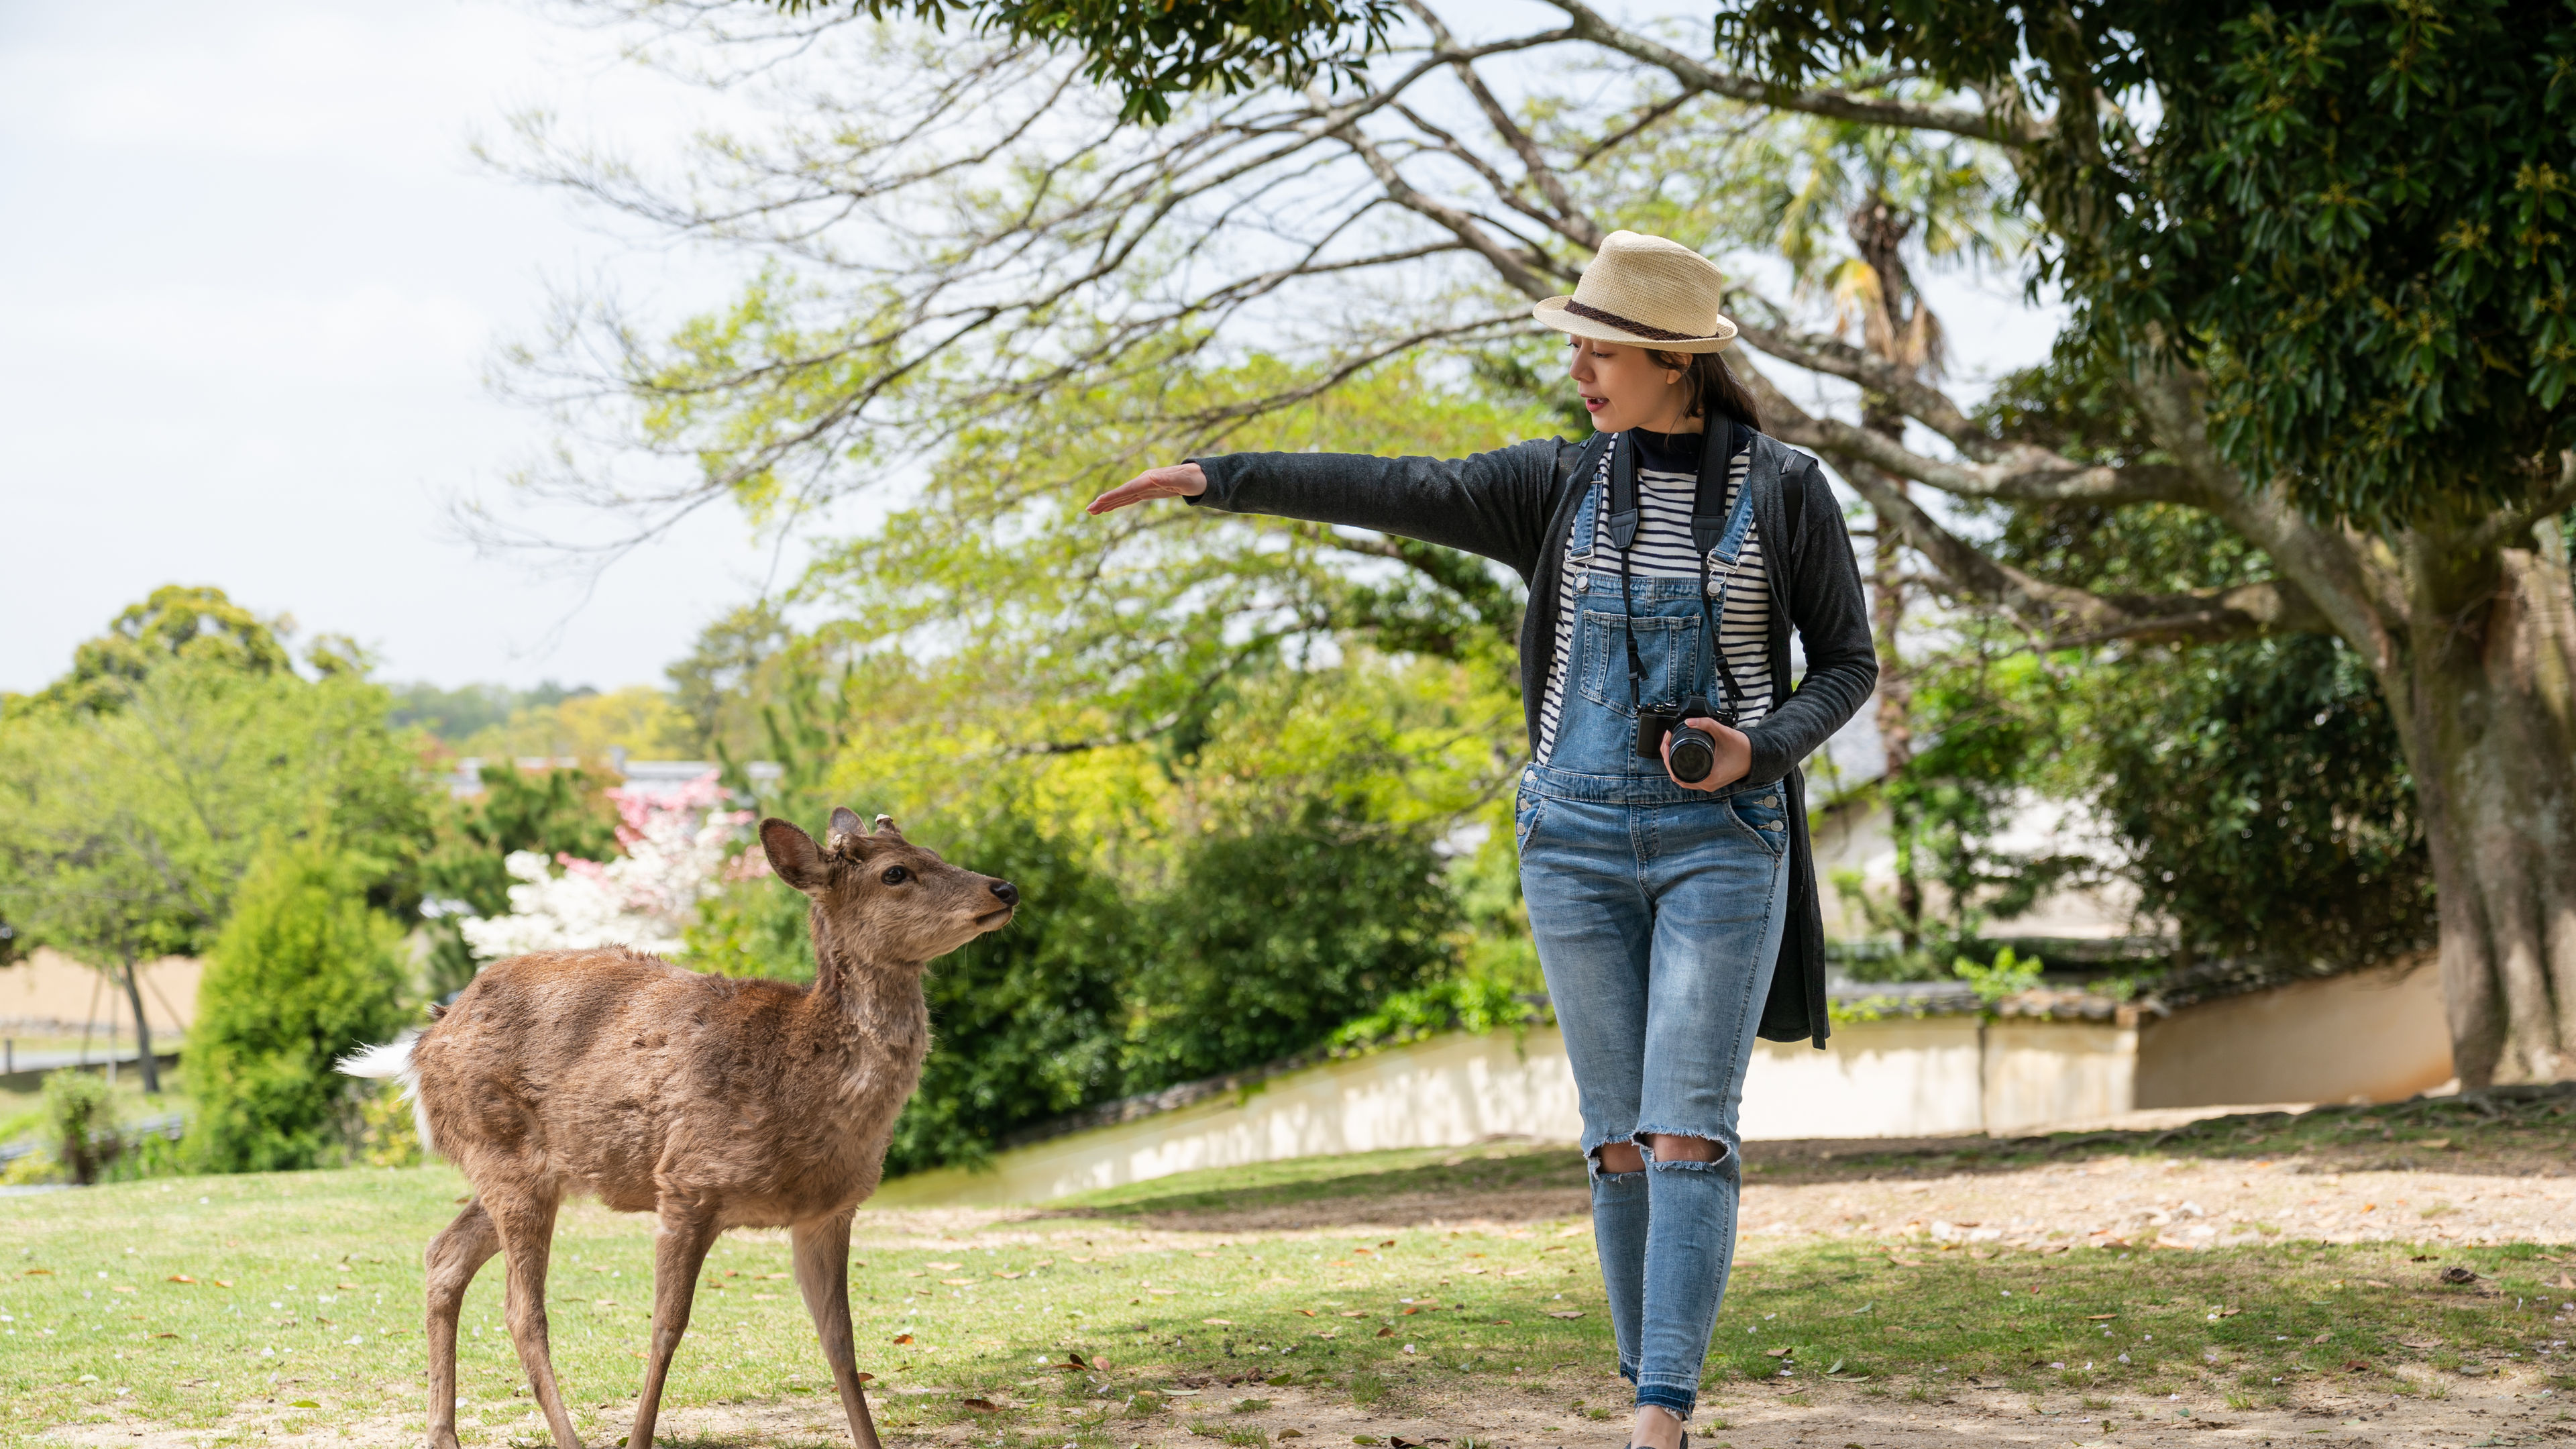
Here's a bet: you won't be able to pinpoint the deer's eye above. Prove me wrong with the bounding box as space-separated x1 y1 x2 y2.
879 865 910 885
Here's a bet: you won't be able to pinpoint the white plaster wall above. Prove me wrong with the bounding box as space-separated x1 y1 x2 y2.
1739 1017 1987 1139
879 1016 2007 1208
2135 957 2452 1108
1984 1019 2135 1130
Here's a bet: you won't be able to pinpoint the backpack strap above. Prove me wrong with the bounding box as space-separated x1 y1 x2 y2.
1780 442 1815 568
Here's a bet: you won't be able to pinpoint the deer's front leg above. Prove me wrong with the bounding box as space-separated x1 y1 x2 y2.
629 1205 720 1449
792 1211 881 1449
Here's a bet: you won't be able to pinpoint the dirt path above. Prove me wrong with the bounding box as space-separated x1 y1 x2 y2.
50 1367 2575 1449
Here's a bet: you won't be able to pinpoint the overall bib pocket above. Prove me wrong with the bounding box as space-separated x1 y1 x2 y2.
1727 788 1788 857
1576 607 1702 719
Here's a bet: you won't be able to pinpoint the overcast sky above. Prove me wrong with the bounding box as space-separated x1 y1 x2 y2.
0 1 2057 698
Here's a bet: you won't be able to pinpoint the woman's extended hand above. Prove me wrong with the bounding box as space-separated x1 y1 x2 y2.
1662 716 1752 792
1087 462 1207 514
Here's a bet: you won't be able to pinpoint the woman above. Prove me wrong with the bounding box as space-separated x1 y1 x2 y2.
1089 231 1876 1446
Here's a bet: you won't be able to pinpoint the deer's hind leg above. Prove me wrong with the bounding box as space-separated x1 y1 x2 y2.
792 1210 881 1449
627 1205 719 1449
485 1185 582 1449
425 1200 500 1449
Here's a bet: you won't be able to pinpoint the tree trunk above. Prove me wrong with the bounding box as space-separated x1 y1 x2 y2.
1870 494 1922 950
119 958 160 1095
2383 523 2576 1086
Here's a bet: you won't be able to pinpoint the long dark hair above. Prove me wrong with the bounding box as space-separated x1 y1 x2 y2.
1650 348 1762 432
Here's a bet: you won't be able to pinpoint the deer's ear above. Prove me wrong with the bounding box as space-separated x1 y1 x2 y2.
826 806 867 856
761 818 830 892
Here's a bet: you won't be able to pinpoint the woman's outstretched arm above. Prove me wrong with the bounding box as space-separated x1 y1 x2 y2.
1085 440 1574 579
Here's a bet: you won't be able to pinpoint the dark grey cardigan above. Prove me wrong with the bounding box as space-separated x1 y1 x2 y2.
1189 430 1878 1047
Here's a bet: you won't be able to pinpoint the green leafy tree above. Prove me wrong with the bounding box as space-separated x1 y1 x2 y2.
5 584 294 719
184 833 411 1173
1125 799 1458 1089
0 597 433 1092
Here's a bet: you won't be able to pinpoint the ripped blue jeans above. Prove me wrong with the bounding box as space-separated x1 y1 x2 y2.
1515 764 1790 1418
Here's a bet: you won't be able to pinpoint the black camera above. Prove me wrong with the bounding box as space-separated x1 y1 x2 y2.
1635 694 1734 784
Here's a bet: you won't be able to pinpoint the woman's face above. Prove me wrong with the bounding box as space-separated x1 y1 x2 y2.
1566 337 1695 435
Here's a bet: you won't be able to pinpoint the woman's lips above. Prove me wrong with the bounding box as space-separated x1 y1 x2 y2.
1583 396 1606 411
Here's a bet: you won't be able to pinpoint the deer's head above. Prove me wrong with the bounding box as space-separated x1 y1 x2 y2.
760 808 1017 965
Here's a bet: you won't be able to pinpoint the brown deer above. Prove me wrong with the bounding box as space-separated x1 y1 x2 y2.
339 808 1014 1449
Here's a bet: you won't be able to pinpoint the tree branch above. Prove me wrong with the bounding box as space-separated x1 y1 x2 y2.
1544 0 2047 148
1743 363 2330 645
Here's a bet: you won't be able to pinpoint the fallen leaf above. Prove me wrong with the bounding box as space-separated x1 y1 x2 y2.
892 1334 913 1345
1352 1437 1383 1446
855 1373 875 1384
1375 1327 1395 1338
1351 1248 1374 1256
2440 1267 2479 1285
1203 1318 1234 1326
289 1399 320 1409
1544 1310 1584 1320
926 1262 963 1271
959 1397 1002 1412
1401 1307 1419 1316
941 1279 974 1287
335 1282 357 1291
2086 1313 2117 1321
1764 1347 1792 1358
2213 1307 2242 1317
2342 1360 2370 1372
111 1286 135 1294
2362 1279 2394 1289
1379 1240 1396 1248
1501 1269 1530 1278
1886 1257 1927 1269
166 1275 195 1285
1313 1330 1339 1339
453 1195 470 1205
21 1269 50 1277
2555 1273 2576 1291
1488 1320 1511 1326
764 1272 790 1281
2420 1138 2451 1149
1280 1431 1304 1439
992 1271 1022 1280
1296 1309 1316 1317
1339 1310 1368 1318
152 1332 178 1340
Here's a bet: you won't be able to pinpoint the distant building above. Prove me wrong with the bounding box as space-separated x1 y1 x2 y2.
441 753 782 801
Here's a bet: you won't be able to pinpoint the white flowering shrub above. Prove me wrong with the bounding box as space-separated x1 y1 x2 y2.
459 770 753 963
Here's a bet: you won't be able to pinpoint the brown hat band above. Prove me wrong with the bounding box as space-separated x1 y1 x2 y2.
1562 299 1724 344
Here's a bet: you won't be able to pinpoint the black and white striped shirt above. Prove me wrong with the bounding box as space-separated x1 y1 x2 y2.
1534 429 1771 765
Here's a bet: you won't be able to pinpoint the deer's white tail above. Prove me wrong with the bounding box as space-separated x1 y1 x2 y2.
336 1031 435 1154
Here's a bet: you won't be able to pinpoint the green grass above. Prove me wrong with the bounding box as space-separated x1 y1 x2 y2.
4 1093 2572 1448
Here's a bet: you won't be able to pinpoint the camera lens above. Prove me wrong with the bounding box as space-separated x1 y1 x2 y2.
1668 729 1715 783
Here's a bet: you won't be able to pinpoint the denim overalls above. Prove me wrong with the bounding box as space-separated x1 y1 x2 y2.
1513 441 1792 1419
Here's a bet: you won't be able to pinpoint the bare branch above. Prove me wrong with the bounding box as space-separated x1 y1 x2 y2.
1743 362 2330 645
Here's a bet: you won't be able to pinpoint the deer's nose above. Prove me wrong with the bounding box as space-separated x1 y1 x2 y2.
989 879 1019 907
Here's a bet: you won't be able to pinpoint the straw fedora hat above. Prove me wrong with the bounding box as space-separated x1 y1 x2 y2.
1533 231 1737 353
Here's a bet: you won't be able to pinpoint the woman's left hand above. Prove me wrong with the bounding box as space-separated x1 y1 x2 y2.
1662 716 1752 792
